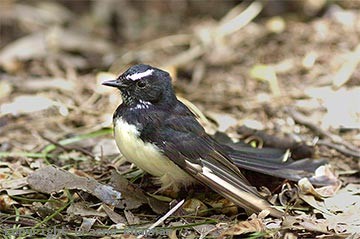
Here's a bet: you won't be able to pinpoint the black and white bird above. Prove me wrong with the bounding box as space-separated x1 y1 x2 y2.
102 64 325 218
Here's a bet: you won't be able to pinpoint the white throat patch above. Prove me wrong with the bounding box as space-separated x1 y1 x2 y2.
131 100 152 111
126 69 154 81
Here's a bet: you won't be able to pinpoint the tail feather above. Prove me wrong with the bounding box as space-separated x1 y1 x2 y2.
188 160 284 217
228 147 327 184
213 131 328 184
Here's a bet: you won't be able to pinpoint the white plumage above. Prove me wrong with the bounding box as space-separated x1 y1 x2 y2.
114 117 195 191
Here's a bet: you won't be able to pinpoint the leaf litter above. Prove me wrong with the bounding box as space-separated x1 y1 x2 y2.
0 0 359 238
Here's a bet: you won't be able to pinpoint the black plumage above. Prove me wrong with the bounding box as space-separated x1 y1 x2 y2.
103 64 326 217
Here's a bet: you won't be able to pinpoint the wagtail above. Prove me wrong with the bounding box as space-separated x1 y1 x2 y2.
103 64 325 217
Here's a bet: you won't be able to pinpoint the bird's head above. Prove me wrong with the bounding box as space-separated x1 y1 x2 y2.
102 64 176 106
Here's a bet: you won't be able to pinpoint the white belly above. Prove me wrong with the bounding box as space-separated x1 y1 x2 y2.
114 118 194 190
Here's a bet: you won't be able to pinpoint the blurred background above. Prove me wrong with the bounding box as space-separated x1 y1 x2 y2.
0 0 359 153
0 0 359 236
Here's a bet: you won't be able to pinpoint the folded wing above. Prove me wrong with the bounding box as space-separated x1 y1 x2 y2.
157 113 283 217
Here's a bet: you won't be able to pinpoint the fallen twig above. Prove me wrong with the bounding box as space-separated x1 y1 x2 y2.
41 128 111 154
286 108 359 157
40 134 95 159
137 199 185 239
317 140 360 159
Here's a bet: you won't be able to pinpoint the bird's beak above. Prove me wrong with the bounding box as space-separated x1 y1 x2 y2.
102 79 128 88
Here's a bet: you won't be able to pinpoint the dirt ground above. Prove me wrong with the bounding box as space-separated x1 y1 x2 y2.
0 1 359 238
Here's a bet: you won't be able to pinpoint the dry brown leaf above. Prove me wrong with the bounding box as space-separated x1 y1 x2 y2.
324 184 360 212
27 165 122 206
193 224 219 238
101 204 127 224
5 189 37 196
220 217 265 237
110 170 168 214
109 171 147 210
168 229 178 239
205 198 238 216
79 217 97 232
182 198 208 216
323 184 360 234
325 205 360 234
66 202 107 217
124 210 140 225
282 214 329 234
33 201 63 221
295 183 360 234
0 194 18 211
299 165 341 199
298 194 333 216
0 177 28 190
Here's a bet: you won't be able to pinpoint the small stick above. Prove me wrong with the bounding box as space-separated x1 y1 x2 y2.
317 140 360 159
286 108 359 157
137 199 185 239
40 134 95 159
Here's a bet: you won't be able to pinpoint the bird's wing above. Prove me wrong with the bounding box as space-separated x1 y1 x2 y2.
156 114 283 217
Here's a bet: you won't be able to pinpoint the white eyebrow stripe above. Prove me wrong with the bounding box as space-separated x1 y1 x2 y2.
126 69 154 81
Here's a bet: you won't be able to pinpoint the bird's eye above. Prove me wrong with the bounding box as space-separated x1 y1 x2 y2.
137 81 146 88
